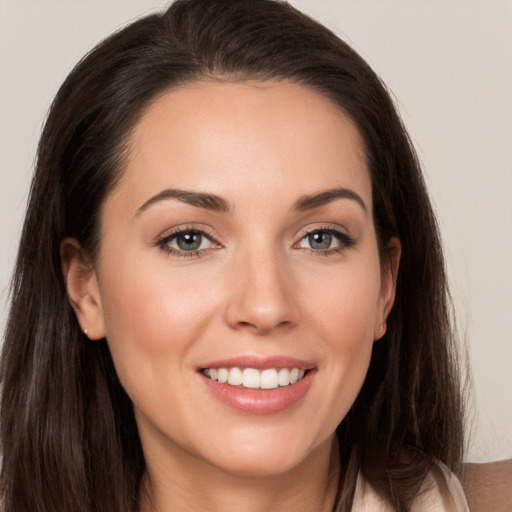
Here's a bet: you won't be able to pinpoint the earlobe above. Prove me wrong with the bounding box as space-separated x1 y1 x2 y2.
374 237 401 340
61 238 106 340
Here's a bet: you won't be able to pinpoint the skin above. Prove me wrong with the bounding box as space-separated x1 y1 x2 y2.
461 459 512 512
63 81 400 512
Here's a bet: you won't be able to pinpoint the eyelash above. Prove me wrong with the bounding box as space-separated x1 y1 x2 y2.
156 226 220 259
155 226 355 259
295 226 356 256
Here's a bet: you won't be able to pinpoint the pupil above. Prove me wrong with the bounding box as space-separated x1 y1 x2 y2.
309 232 331 250
177 233 201 251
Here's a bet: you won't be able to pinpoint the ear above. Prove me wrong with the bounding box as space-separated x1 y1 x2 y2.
61 238 106 340
374 236 401 340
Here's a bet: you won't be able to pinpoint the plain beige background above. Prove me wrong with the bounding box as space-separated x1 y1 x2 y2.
0 0 511 463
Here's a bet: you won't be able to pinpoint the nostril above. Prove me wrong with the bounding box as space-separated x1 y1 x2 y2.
233 319 293 335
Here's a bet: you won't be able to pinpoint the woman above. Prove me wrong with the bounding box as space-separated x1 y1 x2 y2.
0 0 469 510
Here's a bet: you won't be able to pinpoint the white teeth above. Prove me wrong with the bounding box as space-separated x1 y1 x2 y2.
278 368 290 386
228 367 243 386
217 368 229 383
260 369 279 389
243 368 260 388
203 366 307 389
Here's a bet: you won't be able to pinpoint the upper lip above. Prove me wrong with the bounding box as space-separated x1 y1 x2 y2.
198 355 316 370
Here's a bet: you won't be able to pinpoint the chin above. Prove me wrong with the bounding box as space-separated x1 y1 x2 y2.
210 453 308 479
197 428 332 479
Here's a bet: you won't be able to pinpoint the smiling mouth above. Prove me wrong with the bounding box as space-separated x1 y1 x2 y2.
201 367 308 390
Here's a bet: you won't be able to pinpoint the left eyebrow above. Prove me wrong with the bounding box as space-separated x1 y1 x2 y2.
291 187 367 213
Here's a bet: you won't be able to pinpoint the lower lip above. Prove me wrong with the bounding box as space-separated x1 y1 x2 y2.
200 370 315 414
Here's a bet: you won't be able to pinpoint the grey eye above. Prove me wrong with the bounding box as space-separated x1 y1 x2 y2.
158 228 219 258
307 231 333 250
175 232 204 251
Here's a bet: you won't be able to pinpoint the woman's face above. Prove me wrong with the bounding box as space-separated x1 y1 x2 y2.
74 81 398 478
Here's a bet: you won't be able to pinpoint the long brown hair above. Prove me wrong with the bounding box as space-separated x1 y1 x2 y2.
1 1 465 510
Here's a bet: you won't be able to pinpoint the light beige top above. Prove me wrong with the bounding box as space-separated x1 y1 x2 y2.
346 468 469 511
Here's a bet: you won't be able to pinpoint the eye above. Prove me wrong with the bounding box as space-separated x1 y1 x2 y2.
296 228 355 254
171 231 209 251
302 231 336 250
156 228 219 258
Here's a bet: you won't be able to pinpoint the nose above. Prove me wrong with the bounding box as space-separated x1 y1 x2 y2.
223 249 297 334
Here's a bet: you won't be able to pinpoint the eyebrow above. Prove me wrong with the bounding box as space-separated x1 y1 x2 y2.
136 188 233 215
136 186 366 216
292 187 367 213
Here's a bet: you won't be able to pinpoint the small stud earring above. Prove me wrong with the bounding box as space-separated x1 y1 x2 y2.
84 328 89 336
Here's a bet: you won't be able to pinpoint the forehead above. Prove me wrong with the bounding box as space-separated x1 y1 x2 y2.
112 80 371 213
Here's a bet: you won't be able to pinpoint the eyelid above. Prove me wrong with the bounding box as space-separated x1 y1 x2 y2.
157 223 217 238
155 224 222 258
299 224 349 237
295 224 351 242
293 224 356 253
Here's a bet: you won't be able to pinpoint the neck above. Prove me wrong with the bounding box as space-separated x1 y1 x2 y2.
139 435 340 512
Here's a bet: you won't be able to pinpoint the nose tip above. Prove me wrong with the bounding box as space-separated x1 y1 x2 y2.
232 300 292 334
224 257 296 334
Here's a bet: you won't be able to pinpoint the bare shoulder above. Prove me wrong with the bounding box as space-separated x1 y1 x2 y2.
461 459 512 512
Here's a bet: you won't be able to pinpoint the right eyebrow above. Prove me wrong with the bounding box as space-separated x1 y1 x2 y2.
135 188 233 216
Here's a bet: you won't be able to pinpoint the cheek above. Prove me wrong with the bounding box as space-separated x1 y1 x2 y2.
302 257 382 347
96 249 221 378
299 257 381 422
